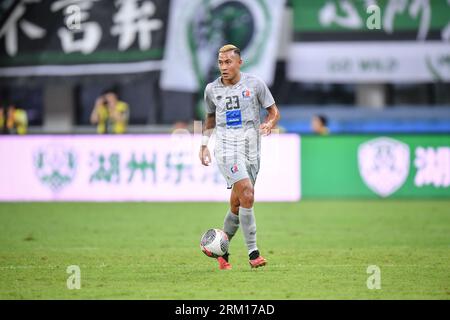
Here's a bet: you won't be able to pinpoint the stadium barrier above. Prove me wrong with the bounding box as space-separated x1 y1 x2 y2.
302 135 450 198
0 134 300 202
2 134 448 201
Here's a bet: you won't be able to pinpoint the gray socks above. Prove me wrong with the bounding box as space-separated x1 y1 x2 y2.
223 210 240 241
239 207 258 254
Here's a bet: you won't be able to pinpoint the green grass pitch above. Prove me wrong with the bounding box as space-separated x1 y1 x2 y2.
0 200 449 299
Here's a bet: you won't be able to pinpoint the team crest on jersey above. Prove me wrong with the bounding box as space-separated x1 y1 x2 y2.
231 164 239 174
242 89 251 99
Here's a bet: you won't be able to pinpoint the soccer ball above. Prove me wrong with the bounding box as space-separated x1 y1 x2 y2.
200 228 229 258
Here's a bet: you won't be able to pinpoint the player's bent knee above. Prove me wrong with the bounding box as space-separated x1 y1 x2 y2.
233 178 254 208
230 200 240 213
230 191 240 204
239 186 254 208
229 191 240 213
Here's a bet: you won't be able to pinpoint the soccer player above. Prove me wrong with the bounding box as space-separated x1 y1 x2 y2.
199 44 280 270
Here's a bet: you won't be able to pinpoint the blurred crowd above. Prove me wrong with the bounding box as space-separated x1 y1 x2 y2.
0 103 28 135
90 88 129 134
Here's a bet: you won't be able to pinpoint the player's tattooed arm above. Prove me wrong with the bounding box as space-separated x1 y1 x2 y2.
260 104 280 136
199 112 216 166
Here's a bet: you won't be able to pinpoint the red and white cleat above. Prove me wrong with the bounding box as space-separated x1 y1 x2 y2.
217 256 232 270
249 256 267 269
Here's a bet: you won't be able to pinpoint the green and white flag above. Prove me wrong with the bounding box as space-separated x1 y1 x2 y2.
161 0 285 92
287 0 450 83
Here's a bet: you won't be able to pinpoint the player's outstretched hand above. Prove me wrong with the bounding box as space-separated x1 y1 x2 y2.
199 146 212 166
259 122 272 136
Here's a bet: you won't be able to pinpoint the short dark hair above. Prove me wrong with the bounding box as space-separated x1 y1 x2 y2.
102 87 119 97
315 114 328 126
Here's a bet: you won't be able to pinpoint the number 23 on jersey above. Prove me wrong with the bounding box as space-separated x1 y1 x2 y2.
225 95 242 128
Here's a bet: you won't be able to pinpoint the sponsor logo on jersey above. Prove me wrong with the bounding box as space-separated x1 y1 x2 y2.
242 89 251 99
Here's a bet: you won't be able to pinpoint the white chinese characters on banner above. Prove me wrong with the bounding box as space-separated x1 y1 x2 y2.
383 0 431 40
319 0 364 29
1 0 163 57
414 147 450 188
0 0 46 56
111 0 163 51
51 0 102 54
319 0 435 41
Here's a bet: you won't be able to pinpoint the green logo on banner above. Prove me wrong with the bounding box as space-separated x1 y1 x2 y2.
34 145 77 193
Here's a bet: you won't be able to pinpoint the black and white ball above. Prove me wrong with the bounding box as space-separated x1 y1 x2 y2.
200 229 229 258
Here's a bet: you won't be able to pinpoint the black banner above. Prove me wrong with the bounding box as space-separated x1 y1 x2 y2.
0 0 170 76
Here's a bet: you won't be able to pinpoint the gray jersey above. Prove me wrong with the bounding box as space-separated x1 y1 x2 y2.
204 72 275 166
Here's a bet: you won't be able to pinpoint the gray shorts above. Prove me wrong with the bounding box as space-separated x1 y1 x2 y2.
216 159 260 189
